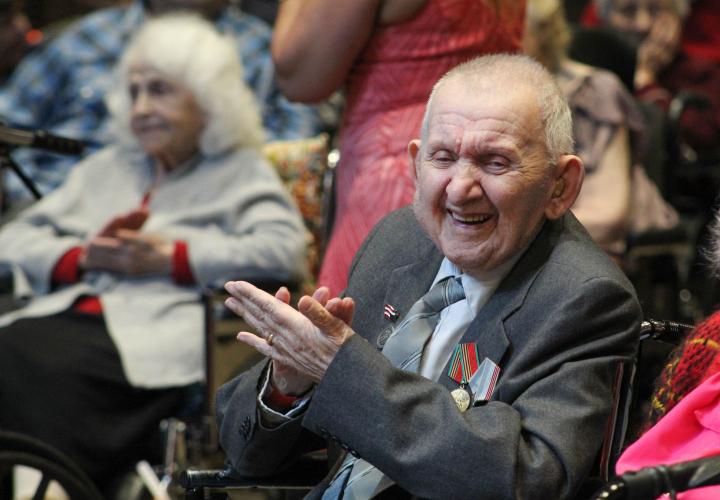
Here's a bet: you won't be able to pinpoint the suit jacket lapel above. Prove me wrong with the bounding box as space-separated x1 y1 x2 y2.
383 244 443 321
363 241 443 350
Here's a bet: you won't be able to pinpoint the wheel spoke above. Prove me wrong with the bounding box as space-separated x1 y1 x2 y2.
31 474 52 500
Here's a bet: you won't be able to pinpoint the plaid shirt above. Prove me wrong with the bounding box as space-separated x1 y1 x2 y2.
0 1 323 203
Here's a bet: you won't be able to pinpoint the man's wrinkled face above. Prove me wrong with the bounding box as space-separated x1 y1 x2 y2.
410 79 556 278
608 0 673 42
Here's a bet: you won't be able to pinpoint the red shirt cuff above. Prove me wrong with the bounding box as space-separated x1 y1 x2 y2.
264 385 300 410
52 246 84 285
172 240 195 285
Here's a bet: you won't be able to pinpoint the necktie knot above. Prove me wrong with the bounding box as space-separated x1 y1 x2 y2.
423 276 465 312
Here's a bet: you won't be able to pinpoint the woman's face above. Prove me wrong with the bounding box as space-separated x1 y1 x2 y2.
608 0 673 42
128 64 206 169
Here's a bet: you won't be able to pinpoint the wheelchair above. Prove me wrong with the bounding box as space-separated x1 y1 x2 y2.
0 430 103 500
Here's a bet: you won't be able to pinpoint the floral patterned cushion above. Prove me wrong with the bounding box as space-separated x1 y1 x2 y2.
262 133 330 287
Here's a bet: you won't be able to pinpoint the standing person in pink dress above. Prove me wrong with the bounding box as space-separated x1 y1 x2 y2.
272 0 526 296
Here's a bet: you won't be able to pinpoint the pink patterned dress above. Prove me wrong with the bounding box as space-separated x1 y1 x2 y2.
318 0 525 295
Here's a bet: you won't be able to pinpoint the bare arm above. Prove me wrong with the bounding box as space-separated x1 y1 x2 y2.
271 0 427 103
271 0 381 102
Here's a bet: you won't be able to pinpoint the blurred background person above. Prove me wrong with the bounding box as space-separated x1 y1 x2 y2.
587 0 720 318
0 0 323 211
0 0 33 84
0 13 306 494
591 0 720 163
679 0 720 64
524 0 678 257
271 0 527 296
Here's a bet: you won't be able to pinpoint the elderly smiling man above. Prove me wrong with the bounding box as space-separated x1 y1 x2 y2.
218 54 642 500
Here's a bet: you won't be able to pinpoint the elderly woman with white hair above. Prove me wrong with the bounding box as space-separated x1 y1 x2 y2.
0 13 305 491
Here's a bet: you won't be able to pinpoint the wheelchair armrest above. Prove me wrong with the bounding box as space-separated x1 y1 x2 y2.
639 319 693 345
180 466 320 500
180 452 328 498
180 467 238 489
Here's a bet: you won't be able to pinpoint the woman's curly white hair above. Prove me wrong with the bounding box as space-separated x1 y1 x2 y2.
107 12 265 156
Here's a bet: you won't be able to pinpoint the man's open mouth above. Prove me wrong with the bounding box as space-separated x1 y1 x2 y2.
449 211 492 225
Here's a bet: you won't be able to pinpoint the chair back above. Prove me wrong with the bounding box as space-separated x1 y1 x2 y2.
262 133 334 291
596 320 693 481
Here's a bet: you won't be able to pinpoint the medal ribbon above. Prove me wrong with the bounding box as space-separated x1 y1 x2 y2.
447 343 480 384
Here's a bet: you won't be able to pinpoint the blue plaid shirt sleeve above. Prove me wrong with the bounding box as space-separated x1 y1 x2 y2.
0 8 128 202
0 41 63 127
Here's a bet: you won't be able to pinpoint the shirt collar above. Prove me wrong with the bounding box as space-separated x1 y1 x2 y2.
433 253 522 315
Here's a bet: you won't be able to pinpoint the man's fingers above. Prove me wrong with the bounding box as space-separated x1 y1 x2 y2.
298 295 347 338
226 281 295 321
311 286 331 306
275 286 291 304
236 331 272 357
224 296 273 332
325 297 355 326
224 282 302 334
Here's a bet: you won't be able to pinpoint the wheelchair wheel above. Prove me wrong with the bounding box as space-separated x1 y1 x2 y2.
0 430 103 500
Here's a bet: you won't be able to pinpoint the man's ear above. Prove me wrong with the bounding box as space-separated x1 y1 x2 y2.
544 154 584 220
408 139 422 182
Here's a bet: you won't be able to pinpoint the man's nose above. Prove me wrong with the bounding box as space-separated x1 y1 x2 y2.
446 166 483 202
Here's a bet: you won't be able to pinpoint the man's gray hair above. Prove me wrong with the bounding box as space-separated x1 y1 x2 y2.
107 12 265 156
420 53 574 163
593 0 689 20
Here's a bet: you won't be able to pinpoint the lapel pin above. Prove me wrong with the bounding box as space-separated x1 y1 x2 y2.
383 304 399 322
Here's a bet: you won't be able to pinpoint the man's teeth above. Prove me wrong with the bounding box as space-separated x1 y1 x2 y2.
451 213 490 224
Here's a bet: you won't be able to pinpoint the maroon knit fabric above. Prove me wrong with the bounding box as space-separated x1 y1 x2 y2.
645 310 720 429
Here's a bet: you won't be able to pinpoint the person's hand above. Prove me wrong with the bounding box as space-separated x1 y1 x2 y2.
635 11 682 88
266 286 356 395
80 229 173 275
96 208 149 237
224 281 355 393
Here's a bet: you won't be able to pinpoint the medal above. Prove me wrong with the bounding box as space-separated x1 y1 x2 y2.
451 386 471 412
447 343 480 412
468 358 501 404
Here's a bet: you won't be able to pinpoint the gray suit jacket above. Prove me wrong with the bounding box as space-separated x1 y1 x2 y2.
216 207 641 499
